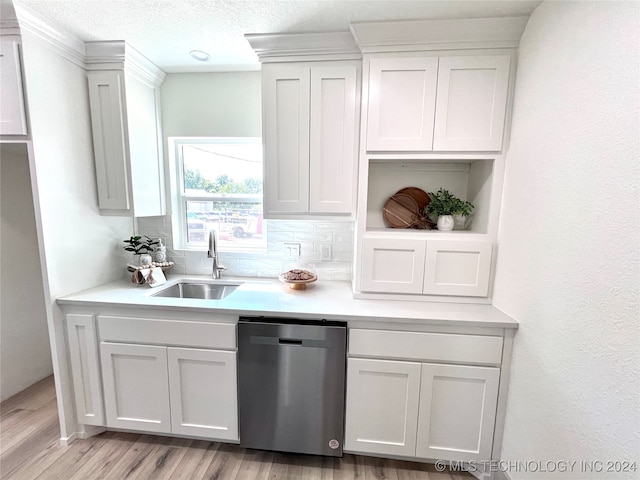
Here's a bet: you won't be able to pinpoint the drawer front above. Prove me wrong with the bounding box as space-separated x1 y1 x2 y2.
98 316 236 350
349 329 503 366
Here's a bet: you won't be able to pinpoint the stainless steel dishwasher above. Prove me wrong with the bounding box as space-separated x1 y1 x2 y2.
238 316 347 457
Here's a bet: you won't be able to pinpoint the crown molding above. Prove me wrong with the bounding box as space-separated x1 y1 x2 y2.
85 40 166 87
350 16 529 53
245 31 361 62
0 0 20 32
12 2 86 68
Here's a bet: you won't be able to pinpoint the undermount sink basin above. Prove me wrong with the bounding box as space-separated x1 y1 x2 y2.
152 282 241 300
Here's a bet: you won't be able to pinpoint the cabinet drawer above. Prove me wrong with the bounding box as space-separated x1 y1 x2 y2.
97 316 236 350
349 329 503 366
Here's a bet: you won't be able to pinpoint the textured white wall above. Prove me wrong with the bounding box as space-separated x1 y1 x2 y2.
0 144 52 402
493 1 639 477
161 72 262 138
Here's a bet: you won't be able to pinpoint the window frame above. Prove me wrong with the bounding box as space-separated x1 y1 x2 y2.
168 136 264 252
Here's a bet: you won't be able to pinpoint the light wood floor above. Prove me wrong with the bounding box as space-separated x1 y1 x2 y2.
1 376 474 479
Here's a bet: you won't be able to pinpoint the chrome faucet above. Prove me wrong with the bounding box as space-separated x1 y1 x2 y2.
207 230 226 279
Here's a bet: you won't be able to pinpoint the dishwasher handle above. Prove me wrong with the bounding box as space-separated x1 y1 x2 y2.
248 335 332 349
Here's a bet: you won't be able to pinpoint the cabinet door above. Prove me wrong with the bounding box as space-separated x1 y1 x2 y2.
416 363 499 462
345 358 421 457
66 315 104 426
167 347 238 440
124 73 165 217
87 72 130 210
433 55 511 151
100 342 171 433
263 64 310 214
309 65 357 214
0 38 27 135
366 57 438 151
423 240 492 297
361 237 426 294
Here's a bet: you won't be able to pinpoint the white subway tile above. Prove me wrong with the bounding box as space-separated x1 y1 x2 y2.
293 232 333 242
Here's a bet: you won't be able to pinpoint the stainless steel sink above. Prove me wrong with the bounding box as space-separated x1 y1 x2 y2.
152 282 240 300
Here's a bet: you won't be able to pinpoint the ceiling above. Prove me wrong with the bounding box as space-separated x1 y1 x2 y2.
16 0 541 73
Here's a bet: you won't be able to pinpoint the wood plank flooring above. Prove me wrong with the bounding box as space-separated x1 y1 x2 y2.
1 376 474 479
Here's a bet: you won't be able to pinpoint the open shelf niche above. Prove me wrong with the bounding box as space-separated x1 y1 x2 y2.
366 159 494 234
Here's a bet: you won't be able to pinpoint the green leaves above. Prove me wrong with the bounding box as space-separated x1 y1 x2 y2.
122 235 160 254
425 188 474 217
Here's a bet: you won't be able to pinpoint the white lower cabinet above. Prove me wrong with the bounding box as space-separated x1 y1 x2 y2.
416 363 499 462
345 358 499 461
66 315 104 426
65 314 239 442
167 347 237 440
344 358 421 456
100 342 238 440
360 236 493 297
345 328 503 463
101 342 171 433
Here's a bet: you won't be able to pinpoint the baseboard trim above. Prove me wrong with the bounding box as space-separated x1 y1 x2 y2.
59 432 77 446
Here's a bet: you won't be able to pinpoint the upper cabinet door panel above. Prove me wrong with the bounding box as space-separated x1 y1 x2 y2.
0 38 27 135
263 65 310 214
87 72 130 210
423 240 492 297
309 66 357 213
366 57 438 151
361 236 426 294
433 55 511 151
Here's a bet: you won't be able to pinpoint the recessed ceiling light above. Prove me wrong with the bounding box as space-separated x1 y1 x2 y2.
190 50 210 61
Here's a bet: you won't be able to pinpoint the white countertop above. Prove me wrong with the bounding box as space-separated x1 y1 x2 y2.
57 275 518 329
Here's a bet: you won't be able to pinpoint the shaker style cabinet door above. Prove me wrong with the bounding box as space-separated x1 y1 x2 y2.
167 347 238 440
423 240 492 297
433 55 511 151
87 72 130 211
366 57 438 151
361 236 426 294
100 342 171 433
344 358 421 457
262 64 311 214
309 66 357 214
416 363 500 462
66 314 105 426
0 38 27 135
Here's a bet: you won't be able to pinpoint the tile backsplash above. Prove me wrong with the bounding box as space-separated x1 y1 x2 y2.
136 216 354 281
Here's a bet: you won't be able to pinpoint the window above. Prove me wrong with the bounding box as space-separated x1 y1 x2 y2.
169 137 265 252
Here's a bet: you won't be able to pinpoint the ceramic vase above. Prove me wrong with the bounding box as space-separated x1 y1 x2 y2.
437 215 454 231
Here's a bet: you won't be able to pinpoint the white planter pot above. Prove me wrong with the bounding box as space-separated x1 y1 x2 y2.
437 215 454 231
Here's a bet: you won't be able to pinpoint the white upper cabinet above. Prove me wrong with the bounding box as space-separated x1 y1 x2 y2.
423 239 493 297
360 235 493 298
263 64 311 214
360 236 426 294
365 54 511 153
433 55 511 151
309 66 358 213
0 37 27 136
366 57 438 151
262 62 359 217
85 41 166 217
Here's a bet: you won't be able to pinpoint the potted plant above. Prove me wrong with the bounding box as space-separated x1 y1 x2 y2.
424 188 474 231
123 235 160 265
